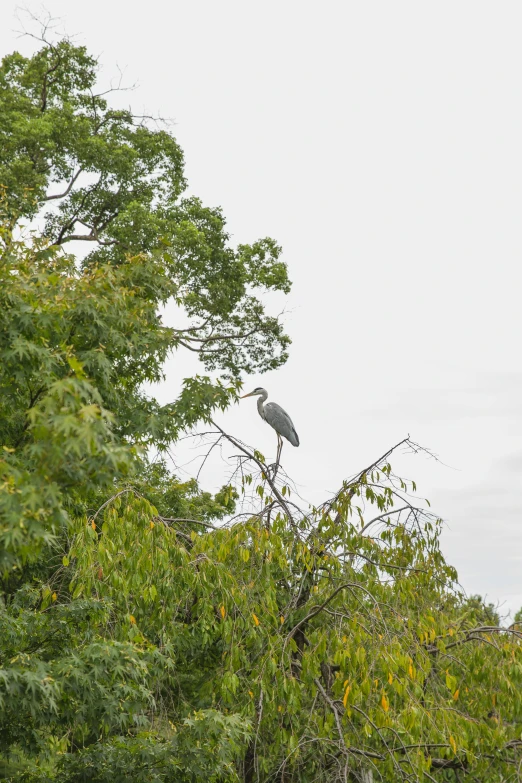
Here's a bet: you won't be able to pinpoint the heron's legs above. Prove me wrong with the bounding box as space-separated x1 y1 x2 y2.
268 436 283 477
276 434 283 468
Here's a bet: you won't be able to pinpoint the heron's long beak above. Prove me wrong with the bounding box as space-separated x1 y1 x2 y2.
240 391 256 398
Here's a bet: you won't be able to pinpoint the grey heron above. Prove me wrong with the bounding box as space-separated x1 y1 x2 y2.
240 387 299 466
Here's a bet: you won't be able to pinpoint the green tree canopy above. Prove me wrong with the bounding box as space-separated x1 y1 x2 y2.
0 33 291 383
0 28 290 570
3 425 522 782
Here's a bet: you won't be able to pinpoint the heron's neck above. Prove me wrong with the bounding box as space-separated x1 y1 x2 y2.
257 391 268 419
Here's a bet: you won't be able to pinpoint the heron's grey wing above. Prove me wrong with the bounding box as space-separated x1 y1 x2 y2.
264 402 300 447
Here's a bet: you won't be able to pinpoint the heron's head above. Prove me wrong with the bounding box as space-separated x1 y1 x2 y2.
240 387 266 399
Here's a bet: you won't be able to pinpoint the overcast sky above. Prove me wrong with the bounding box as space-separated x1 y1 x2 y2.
2 1 522 615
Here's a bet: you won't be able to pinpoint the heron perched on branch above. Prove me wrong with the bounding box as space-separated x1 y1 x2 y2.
240 387 300 466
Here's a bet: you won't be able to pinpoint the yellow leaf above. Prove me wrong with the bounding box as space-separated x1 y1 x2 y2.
343 685 351 708
408 664 414 679
449 736 457 754
448 627 454 636
51 592 57 602
388 672 393 685
91 521 96 530
248 690 254 698
453 689 459 701
129 615 136 625
220 605 226 619
278 705 283 712
280 615 285 624
150 521 155 529
381 693 389 712
252 613 260 626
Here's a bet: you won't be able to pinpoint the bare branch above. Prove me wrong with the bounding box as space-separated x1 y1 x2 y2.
44 168 83 201
285 583 359 638
359 506 411 535
428 625 522 654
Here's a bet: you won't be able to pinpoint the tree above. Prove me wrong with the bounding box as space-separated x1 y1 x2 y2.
3 424 522 782
0 28 285 779
0 29 291 386
0 25 290 568
61 434 522 783
0 216 247 780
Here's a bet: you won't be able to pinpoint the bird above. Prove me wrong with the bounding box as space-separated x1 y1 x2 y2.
240 387 299 466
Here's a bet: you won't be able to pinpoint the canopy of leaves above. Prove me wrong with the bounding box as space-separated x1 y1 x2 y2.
0 34 291 380
2 433 522 783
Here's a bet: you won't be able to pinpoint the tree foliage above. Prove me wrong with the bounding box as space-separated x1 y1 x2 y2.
1 29 522 783
0 32 291 381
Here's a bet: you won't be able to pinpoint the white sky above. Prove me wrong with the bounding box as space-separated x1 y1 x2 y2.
2 2 522 615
